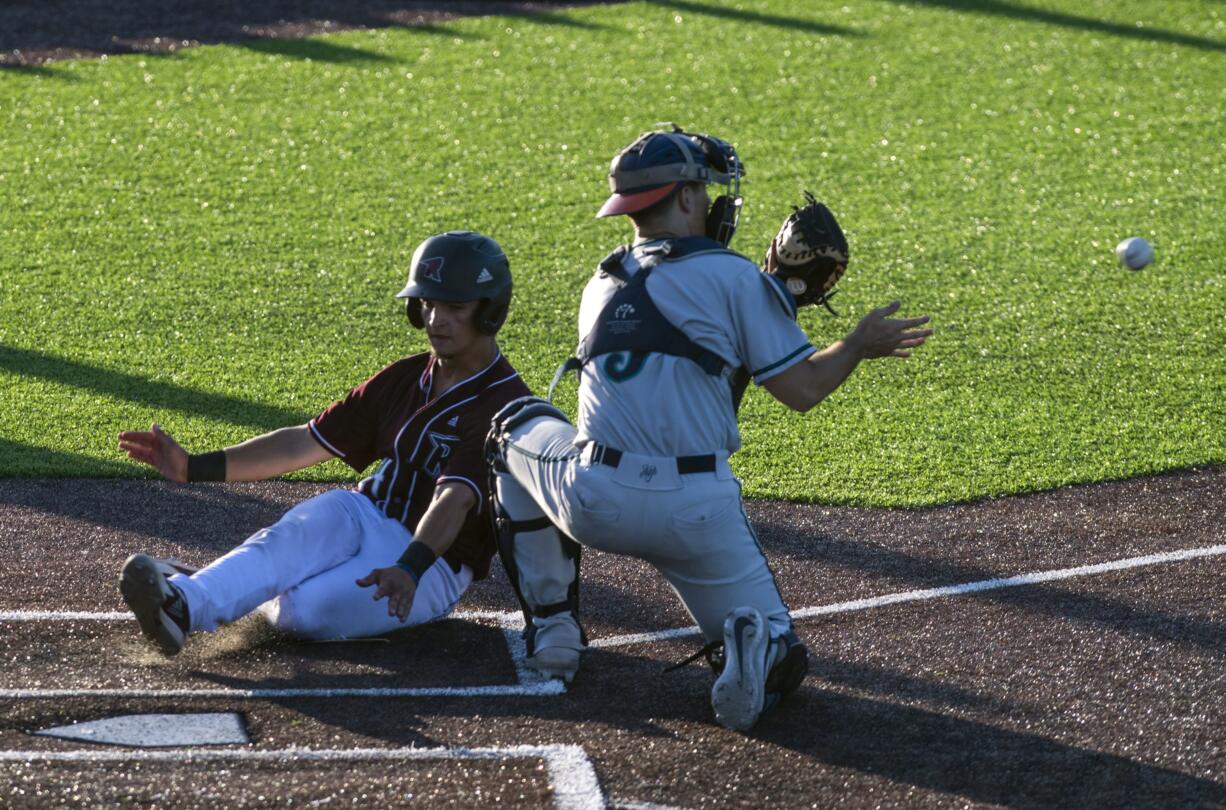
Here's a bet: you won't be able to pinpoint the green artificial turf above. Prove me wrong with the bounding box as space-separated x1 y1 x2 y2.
1 0 1223 505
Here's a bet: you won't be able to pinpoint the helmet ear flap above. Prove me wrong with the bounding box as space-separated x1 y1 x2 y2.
406 298 425 329
476 297 510 335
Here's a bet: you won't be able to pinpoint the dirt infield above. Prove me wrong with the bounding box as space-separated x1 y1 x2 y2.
0 0 616 66
1 470 1223 807
4 2 1224 804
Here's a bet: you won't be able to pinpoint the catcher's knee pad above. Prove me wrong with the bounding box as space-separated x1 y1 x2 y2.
485 396 571 470
764 630 809 708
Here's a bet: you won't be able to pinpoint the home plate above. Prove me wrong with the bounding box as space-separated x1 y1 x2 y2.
35 713 248 747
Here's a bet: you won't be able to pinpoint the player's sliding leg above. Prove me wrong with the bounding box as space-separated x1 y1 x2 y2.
487 396 586 681
262 528 471 639
119 490 373 655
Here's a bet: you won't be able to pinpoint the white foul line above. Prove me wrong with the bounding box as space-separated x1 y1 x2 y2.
0 684 565 700
0 608 523 623
0 745 605 810
3 544 1223 655
589 542 1226 649
0 608 563 700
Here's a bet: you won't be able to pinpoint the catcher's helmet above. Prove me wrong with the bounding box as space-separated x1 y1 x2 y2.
597 125 744 246
396 231 512 335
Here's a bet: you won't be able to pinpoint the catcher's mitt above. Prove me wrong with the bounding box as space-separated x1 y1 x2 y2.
762 192 848 314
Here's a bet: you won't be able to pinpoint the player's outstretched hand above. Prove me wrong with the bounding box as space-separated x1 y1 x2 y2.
851 301 933 360
356 567 417 623
117 423 189 482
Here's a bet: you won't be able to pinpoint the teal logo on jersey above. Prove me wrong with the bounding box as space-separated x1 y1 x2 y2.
603 351 646 382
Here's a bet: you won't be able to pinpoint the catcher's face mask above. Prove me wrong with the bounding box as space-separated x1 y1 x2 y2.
682 128 744 247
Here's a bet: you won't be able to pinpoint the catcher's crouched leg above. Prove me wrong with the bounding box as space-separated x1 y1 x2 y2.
486 398 585 682
485 396 570 471
763 630 809 714
706 624 809 731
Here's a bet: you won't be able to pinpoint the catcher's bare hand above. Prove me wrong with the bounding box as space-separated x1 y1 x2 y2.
357 566 417 623
117 423 189 481
851 301 932 359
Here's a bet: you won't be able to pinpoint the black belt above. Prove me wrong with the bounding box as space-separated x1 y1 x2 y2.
588 443 717 475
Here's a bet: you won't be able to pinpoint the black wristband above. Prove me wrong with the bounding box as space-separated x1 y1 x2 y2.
395 542 437 584
186 451 227 482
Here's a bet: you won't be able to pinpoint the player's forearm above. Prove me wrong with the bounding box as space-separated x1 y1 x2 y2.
402 484 474 560
205 425 332 482
797 340 863 410
765 339 863 412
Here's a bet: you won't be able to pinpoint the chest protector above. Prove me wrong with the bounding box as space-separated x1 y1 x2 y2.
549 236 752 409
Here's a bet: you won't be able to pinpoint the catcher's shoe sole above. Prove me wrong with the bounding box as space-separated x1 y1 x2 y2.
525 647 580 683
711 606 769 731
119 553 188 656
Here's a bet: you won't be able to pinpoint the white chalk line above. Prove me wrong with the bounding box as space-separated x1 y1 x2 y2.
0 744 604 810
0 684 565 700
589 542 1226 649
0 608 563 700
0 608 525 623
3 542 1223 656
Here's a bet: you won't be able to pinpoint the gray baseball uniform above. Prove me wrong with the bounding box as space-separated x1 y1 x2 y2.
493 236 811 641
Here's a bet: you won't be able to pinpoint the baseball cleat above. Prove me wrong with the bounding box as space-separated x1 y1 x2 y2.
526 646 581 683
711 606 770 731
119 553 191 656
524 611 584 683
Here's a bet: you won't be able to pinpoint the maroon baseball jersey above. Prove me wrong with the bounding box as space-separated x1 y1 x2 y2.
308 351 530 580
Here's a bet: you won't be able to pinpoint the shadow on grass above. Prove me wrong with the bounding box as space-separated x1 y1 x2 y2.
0 437 135 479
0 345 309 433
646 0 863 37
0 63 79 80
888 0 1226 52
235 36 401 64
0 1 612 66
0 474 324 554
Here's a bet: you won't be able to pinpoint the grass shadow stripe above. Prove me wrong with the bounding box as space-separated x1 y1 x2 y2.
646 0 863 36
888 0 1226 52
0 345 309 432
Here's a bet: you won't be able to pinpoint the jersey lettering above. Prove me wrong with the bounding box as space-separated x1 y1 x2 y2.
423 431 459 477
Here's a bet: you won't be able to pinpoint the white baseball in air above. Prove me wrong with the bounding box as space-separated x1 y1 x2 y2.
1115 236 1154 271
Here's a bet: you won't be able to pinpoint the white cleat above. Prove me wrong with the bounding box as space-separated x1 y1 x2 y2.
711 606 770 731
525 612 584 683
526 646 581 683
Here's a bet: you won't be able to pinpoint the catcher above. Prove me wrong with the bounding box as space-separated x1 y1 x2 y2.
479 126 933 730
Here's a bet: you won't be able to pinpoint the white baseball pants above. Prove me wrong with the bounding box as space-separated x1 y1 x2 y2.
170 489 471 640
495 415 792 642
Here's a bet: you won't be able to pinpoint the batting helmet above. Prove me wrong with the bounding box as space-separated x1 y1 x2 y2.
597 125 744 246
396 231 512 335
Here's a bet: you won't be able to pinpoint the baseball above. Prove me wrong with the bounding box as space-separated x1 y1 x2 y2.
1115 236 1154 271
